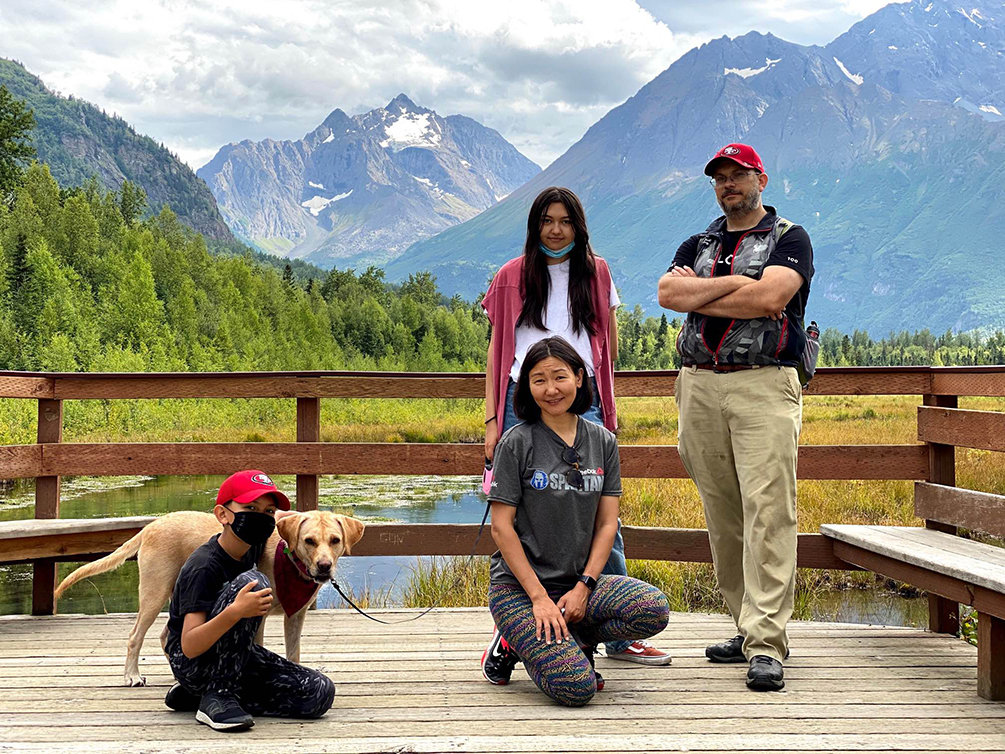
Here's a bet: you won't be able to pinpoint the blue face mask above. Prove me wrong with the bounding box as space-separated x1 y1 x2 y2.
539 241 575 259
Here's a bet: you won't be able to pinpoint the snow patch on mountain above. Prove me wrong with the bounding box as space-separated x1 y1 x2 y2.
724 57 781 78
980 104 1002 115
302 190 352 216
380 111 441 151
833 57 864 85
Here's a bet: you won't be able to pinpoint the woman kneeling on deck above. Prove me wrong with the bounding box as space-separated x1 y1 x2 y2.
487 337 670 707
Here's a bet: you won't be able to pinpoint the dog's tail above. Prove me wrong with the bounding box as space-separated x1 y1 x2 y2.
54 528 145 600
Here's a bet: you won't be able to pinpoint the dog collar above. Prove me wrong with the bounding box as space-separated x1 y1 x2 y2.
282 542 314 582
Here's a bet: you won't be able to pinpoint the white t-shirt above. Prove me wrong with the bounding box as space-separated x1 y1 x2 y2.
509 260 620 382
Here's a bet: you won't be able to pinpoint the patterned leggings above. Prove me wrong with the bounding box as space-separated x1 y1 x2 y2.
166 569 335 719
488 575 670 707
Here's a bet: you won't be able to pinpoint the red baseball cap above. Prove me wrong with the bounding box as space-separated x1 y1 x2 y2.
704 143 764 176
216 470 291 511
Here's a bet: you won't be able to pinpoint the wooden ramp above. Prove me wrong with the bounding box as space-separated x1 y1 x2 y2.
0 609 1002 753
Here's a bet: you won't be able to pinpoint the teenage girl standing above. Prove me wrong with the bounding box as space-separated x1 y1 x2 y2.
479 186 672 684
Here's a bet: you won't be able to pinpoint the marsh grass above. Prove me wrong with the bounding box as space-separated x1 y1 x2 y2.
3 392 1004 619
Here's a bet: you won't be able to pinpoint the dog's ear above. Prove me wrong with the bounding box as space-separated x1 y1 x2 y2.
338 516 365 555
276 512 306 548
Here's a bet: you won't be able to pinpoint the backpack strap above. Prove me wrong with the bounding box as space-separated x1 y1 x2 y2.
774 216 794 240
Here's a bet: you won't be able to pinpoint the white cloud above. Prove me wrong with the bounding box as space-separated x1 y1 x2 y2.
0 0 703 170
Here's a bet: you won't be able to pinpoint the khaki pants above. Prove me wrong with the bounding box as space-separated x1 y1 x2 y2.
676 365 802 661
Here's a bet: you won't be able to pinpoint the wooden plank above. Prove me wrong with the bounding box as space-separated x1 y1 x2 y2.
803 369 932 396
978 612 1005 701
932 370 1005 398
35 442 929 480
916 483 1005 539
822 525 1005 592
32 399 62 617
0 518 153 565
922 394 958 635
296 397 321 511
0 518 853 568
0 367 945 401
0 444 43 478
51 373 487 400
828 540 1005 620
0 374 54 399
918 406 1005 453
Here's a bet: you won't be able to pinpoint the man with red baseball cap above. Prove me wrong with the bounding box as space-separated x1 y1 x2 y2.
657 144 815 692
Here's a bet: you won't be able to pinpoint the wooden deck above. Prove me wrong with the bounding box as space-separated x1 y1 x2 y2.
0 610 1002 753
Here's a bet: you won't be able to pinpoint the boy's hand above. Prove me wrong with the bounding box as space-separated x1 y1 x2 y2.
230 580 273 618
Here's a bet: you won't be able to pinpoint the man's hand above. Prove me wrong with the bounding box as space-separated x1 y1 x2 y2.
659 269 755 313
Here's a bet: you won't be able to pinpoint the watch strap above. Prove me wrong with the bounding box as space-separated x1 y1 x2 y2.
578 574 597 591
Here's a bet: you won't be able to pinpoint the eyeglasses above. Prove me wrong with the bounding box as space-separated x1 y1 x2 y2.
562 446 584 490
709 170 756 187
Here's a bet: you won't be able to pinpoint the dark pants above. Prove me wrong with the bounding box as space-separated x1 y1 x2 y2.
166 569 335 719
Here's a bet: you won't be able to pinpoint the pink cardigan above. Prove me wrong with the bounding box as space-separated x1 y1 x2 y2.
481 255 617 432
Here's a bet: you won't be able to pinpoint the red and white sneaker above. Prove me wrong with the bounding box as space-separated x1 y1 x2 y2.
480 627 518 685
606 640 673 666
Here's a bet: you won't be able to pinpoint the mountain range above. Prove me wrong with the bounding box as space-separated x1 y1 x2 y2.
0 59 233 241
197 95 540 268
387 0 1005 335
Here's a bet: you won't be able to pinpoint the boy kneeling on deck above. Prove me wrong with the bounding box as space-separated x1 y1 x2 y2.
163 470 335 731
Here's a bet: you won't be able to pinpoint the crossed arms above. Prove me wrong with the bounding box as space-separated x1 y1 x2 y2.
657 264 803 320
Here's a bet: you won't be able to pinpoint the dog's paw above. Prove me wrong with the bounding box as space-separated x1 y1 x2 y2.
124 674 147 687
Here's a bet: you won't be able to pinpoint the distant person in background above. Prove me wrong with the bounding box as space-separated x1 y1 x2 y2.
658 143 814 691
479 186 672 684
486 336 670 706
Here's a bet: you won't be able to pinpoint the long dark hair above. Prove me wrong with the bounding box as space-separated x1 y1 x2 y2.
514 337 593 423
518 187 598 336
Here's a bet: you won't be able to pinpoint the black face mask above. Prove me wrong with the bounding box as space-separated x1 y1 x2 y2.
228 510 276 546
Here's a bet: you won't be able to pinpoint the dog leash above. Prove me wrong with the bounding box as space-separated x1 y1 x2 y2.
328 501 491 625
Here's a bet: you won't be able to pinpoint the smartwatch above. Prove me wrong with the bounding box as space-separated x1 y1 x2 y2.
578 574 597 591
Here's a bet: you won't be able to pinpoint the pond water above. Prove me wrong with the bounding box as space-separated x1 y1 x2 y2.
0 475 927 626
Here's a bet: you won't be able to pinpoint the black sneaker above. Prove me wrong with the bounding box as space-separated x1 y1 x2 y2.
164 682 200 712
746 655 785 691
196 690 254 731
705 634 746 663
582 645 604 692
480 627 518 685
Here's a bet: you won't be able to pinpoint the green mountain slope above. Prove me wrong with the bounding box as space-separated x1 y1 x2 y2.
0 59 232 240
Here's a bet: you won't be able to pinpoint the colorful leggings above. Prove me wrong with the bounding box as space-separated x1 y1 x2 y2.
488 575 670 707
166 569 335 719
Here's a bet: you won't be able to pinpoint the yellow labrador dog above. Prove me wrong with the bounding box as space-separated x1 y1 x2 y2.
54 509 364 686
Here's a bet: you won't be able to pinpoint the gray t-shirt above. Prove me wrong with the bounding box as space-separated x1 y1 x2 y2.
488 418 622 590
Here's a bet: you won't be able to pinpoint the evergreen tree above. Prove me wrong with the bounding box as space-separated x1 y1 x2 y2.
0 85 35 201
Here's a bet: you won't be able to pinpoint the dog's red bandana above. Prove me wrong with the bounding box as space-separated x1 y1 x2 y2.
274 540 321 616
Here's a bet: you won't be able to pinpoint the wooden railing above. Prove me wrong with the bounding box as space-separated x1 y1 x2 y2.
2 366 1004 617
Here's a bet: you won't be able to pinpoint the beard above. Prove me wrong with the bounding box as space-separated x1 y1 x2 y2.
717 184 761 217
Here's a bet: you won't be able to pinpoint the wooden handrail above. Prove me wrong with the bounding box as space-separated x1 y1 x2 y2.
0 442 929 480
3 365 1005 400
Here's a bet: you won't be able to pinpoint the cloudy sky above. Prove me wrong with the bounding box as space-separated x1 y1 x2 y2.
0 0 904 171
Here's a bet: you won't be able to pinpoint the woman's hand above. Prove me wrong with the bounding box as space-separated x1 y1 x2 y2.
556 583 590 624
485 418 499 462
531 594 570 644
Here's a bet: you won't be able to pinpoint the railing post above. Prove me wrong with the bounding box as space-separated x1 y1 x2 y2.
32 398 63 615
922 392 958 635
296 397 320 511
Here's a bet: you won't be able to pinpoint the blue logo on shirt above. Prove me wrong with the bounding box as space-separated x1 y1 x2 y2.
530 470 548 490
